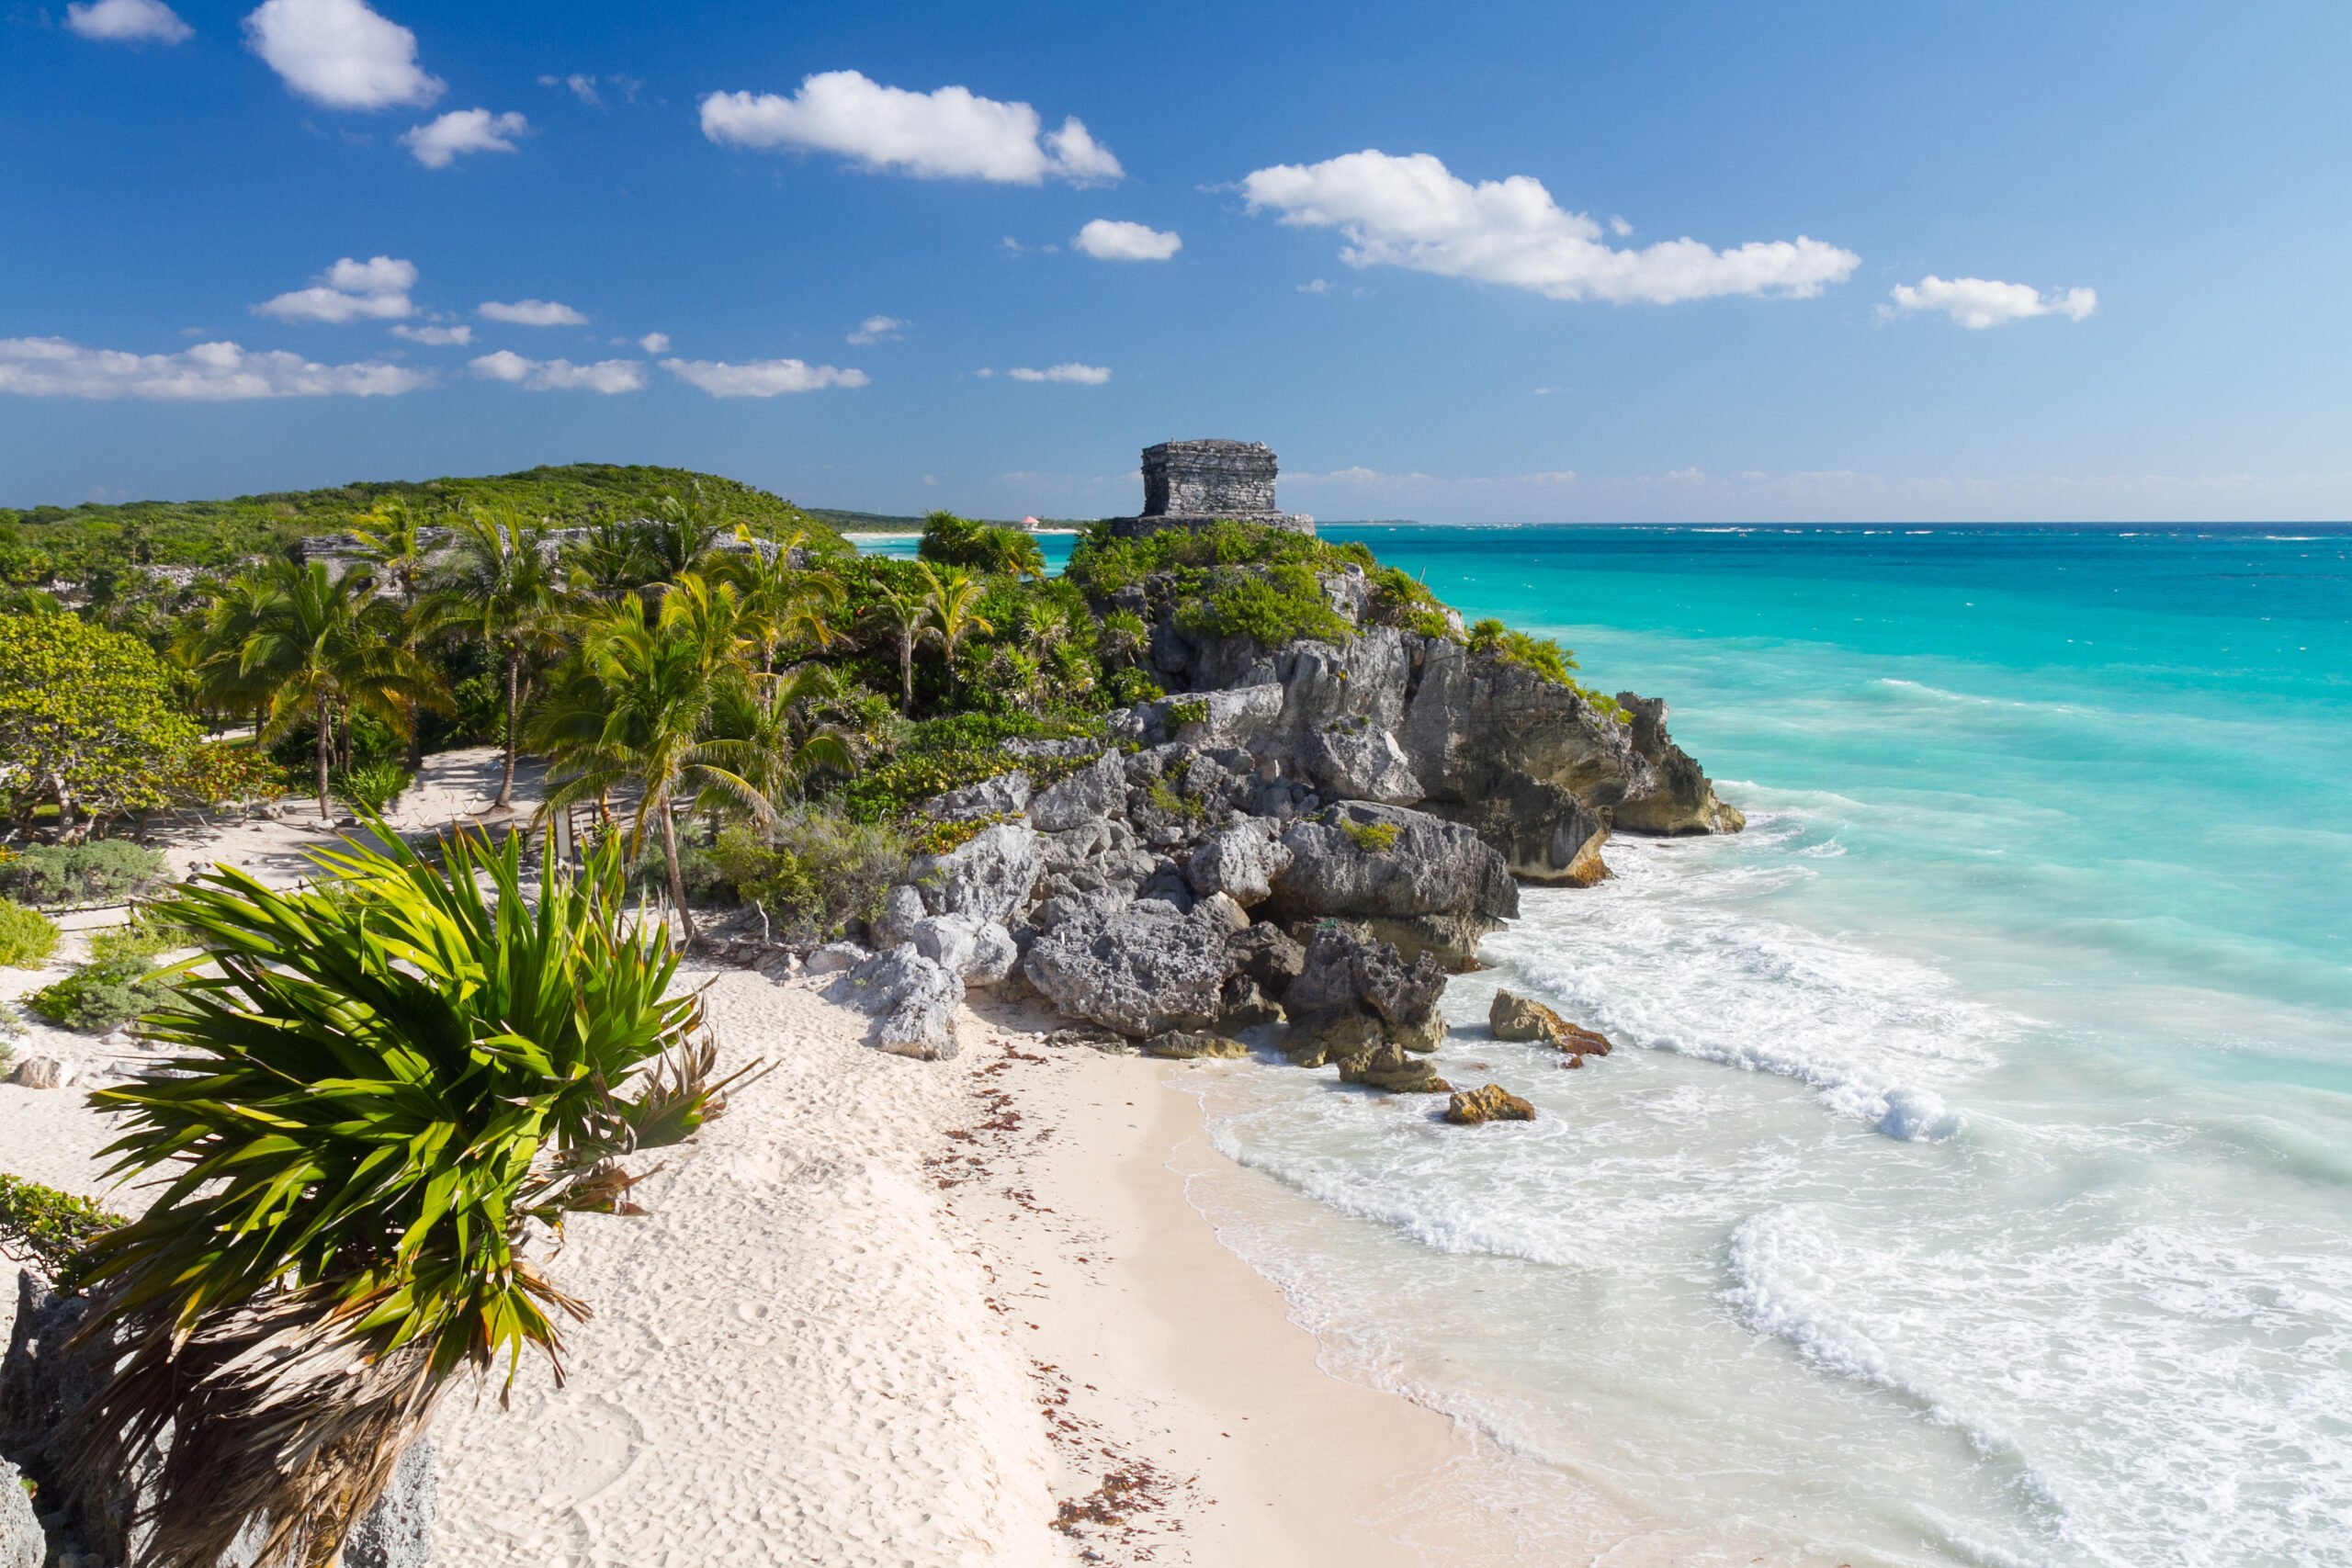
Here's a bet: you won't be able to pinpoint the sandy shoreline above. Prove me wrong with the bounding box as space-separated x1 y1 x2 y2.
4 876 1483 1565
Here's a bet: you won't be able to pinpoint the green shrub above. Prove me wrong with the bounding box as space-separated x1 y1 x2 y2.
0 898 58 967
907 811 1015 857
26 957 178 1032
1164 698 1210 728
0 840 168 908
85 908 189 967
1095 608 1149 666
1468 618 1578 686
1143 775 1204 821
334 759 410 814
1340 818 1402 853
919 512 1047 580
709 812 909 942
0 1173 125 1289
1174 564 1355 647
1102 666 1165 707
833 711 1101 822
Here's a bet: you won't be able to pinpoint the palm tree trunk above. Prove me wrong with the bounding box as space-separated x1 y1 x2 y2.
898 635 913 716
496 649 521 808
659 801 695 949
314 697 333 818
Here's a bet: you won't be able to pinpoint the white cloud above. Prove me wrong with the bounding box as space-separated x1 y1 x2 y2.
1882 276 2098 330
637 332 671 354
254 254 416 323
698 70 1122 185
1239 149 1859 304
479 298 587 327
401 107 528 168
390 321 470 345
847 314 906 344
0 335 424 399
243 0 443 110
661 356 868 397
1297 277 1332 294
1004 363 1110 385
560 73 601 107
66 0 192 44
1074 219 1181 262
469 351 643 393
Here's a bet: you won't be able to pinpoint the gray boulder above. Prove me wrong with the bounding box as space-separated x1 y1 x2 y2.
7 1058 65 1091
1270 802 1518 928
920 771 1032 822
826 944 964 1061
871 883 928 949
1022 900 1232 1038
343 1437 435 1568
1184 819 1292 908
1285 925 1446 1030
0 1457 42 1568
910 915 1019 987
910 823 1042 927
803 941 869 976
1029 751 1125 831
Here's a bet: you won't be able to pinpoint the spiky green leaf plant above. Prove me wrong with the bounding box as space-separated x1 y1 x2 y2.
66 822 757 1568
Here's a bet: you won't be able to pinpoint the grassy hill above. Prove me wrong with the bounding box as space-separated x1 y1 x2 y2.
0 464 846 582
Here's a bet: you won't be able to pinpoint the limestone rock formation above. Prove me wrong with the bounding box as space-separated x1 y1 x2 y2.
1489 990 1615 1057
909 822 1042 928
1445 1084 1535 1124
6 1057 64 1090
0 1457 42 1568
1142 1031 1250 1060
826 944 964 1060
1337 1040 1453 1094
1021 899 1231 1038
1184 818 1292 907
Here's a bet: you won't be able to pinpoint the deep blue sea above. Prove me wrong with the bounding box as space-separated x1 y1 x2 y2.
865 524 2352 1565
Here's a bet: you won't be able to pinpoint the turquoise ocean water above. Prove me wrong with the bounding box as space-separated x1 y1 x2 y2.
865 525 2352 1564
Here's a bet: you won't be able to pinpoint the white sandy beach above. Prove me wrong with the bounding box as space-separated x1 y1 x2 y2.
1 759 1481 1567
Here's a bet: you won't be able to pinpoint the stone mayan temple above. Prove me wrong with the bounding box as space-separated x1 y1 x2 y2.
1108 439 1316 538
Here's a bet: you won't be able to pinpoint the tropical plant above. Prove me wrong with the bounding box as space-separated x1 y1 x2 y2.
351 498 444 768
916 563 994 699
334 759 411 815
424 507 571 809
0 1173 124 1288
26 954 177 1033
0 611 203 832
861 583 931 717
530 593 771 946
721 527 845 671
919 512 1046 581
67 826 755 1568
229 559 446 818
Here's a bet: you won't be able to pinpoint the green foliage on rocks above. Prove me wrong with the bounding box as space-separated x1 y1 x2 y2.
837 711 1100 822
1175 562 1356 647
1065 518 1374 597
1340 818 1403 853
0 899 59 967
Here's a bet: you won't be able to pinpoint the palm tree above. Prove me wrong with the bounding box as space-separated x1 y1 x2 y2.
70 826 753 1568
708 661 854 804
530 594 767 948
424 507 571 809
641 486 730 586
178 570 280 735
351 499 442 770
232 559 443 818
917 562 994 699
862 584 931 716
721 527 844 671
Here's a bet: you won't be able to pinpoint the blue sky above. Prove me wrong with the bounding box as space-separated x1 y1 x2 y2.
4 0 2347 522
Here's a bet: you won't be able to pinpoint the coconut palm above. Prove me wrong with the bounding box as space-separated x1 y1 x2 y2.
70 825 754 1568
917 562 994 699
424 507 571 809
530 593 767 947
351 499 442 769
640 486 731 586
176 569 282 734
720 527 844 671
862 583 931 716
231 559 444 818
708 661 854 804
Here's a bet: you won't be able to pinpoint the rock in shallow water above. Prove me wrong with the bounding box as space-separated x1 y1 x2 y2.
1142 1031 1250 1060
1489 990 1613 1056
1445 1083 1535 1124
